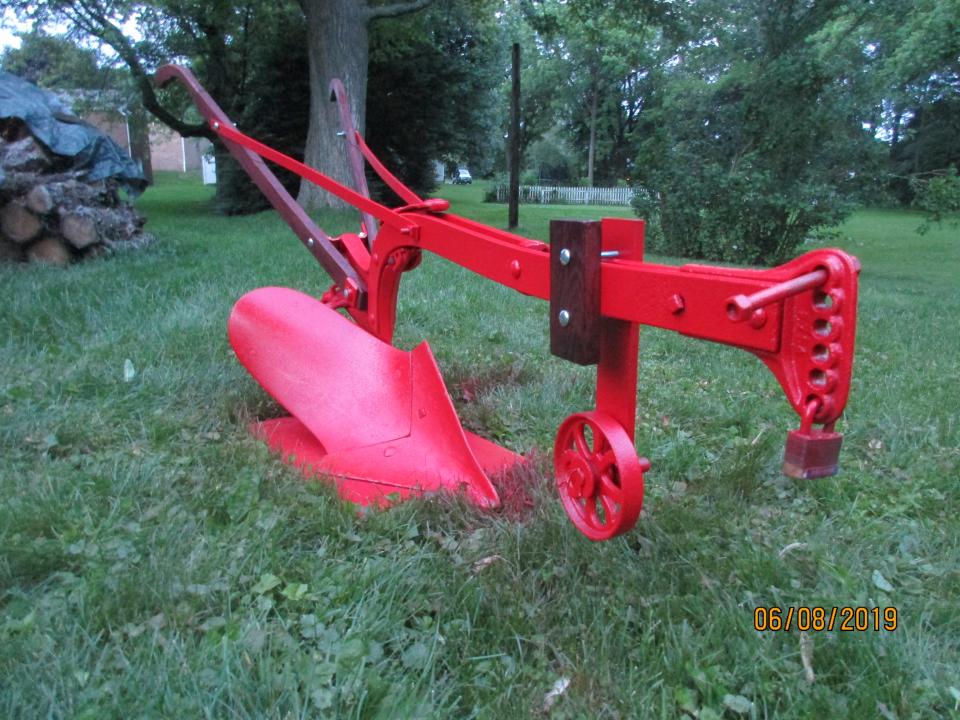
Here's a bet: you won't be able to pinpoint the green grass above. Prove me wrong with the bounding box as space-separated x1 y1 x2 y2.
1 173 958 719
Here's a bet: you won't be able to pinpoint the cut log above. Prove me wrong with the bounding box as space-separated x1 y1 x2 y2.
82 243 109 260
0 135 51 174
95 205 147 244
27 236 71 267
26 184 54 214
1 202 43 243
60 211 98 249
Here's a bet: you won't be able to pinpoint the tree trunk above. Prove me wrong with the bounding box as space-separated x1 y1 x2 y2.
299 0 370 210
508 42 521 230
587 72 598 187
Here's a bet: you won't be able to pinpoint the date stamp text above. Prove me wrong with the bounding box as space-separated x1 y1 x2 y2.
754 606 898 632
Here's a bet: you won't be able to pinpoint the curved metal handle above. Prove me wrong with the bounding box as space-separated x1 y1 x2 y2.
155 64 367 306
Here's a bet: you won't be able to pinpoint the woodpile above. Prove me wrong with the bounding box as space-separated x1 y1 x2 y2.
0 119 152 267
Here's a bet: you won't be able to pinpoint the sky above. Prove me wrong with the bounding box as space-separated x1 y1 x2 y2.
0 8 140 60
0 8 30 52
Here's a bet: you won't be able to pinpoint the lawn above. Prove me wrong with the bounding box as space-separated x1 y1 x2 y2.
1 174 958 719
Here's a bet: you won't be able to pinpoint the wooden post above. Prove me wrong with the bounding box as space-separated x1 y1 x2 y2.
550 220 601 365
508 42 521 230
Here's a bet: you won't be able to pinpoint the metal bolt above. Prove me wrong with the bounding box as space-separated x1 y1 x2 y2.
307 237 315 247
669 293 685 315
343 287 352 299
213 121 220 130
559 248 571 265
336 131 346 137
558 309 571 327
600 250 621 258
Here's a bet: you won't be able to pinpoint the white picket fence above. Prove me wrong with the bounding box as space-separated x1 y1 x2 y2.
493 184 634 206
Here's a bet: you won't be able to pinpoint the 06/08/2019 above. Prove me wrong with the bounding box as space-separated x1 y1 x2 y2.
754 606 898 632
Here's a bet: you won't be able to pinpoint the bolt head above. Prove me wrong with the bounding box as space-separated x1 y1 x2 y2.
343 288 351 299
558 309 571 327
559 248 572 266
307 237 315 247
213 121 220 130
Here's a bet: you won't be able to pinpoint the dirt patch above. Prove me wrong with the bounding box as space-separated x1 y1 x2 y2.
489 449 551 521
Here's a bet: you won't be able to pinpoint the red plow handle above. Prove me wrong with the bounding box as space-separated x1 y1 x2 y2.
155 64 367 304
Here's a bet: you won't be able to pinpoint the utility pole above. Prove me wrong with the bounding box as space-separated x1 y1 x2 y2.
508 42 521 230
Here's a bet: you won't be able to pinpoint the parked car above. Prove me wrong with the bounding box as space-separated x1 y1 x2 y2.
452 167 472 184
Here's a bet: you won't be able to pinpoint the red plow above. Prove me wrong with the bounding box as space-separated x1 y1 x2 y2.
157 65 861 541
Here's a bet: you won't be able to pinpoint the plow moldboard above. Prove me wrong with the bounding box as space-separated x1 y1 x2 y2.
229 286 518 507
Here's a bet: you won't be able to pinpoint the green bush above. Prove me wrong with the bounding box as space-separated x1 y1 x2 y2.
911 168 960 235
632 121 853 265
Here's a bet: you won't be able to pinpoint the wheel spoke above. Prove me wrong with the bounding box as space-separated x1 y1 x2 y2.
599 493 621 523
597 450 617 472
590 423 603 453
573 425 590 457
585 496 602 528
598 473 624 504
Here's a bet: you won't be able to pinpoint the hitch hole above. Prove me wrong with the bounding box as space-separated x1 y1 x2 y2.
810 369 827 387
814 319 832 337
813 290 833 309
812 344 830 362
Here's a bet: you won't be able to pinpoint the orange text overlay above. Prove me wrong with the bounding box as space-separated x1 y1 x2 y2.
754 606 898 632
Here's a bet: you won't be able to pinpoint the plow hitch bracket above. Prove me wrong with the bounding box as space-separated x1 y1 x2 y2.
157 64 862 541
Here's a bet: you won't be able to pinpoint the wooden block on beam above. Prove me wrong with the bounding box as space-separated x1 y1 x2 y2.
550 219 601 365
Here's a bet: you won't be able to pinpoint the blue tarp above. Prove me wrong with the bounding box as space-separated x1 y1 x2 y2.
0 71 147 194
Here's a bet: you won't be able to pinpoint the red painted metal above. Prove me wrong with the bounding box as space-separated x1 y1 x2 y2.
353 129 423 206
158 65 862 541
555 411 648 540
726 268 828 322
229 287 507 506
329 79 379 246
154 65 364 304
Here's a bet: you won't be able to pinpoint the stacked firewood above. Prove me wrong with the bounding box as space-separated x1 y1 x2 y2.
0 120 152 266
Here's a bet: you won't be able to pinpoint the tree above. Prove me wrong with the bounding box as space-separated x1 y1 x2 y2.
631 0 880 263
365 0 502 196
297 0 431 210
9 1 269 210
514 0 661 186
0 30 113 94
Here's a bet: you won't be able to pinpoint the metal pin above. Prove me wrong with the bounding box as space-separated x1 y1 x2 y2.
558 309 571 327
559 248 571 265
336 131 346 137
213 121 220 130
307 237 315 247
343 288 352 299
600 250 621 258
